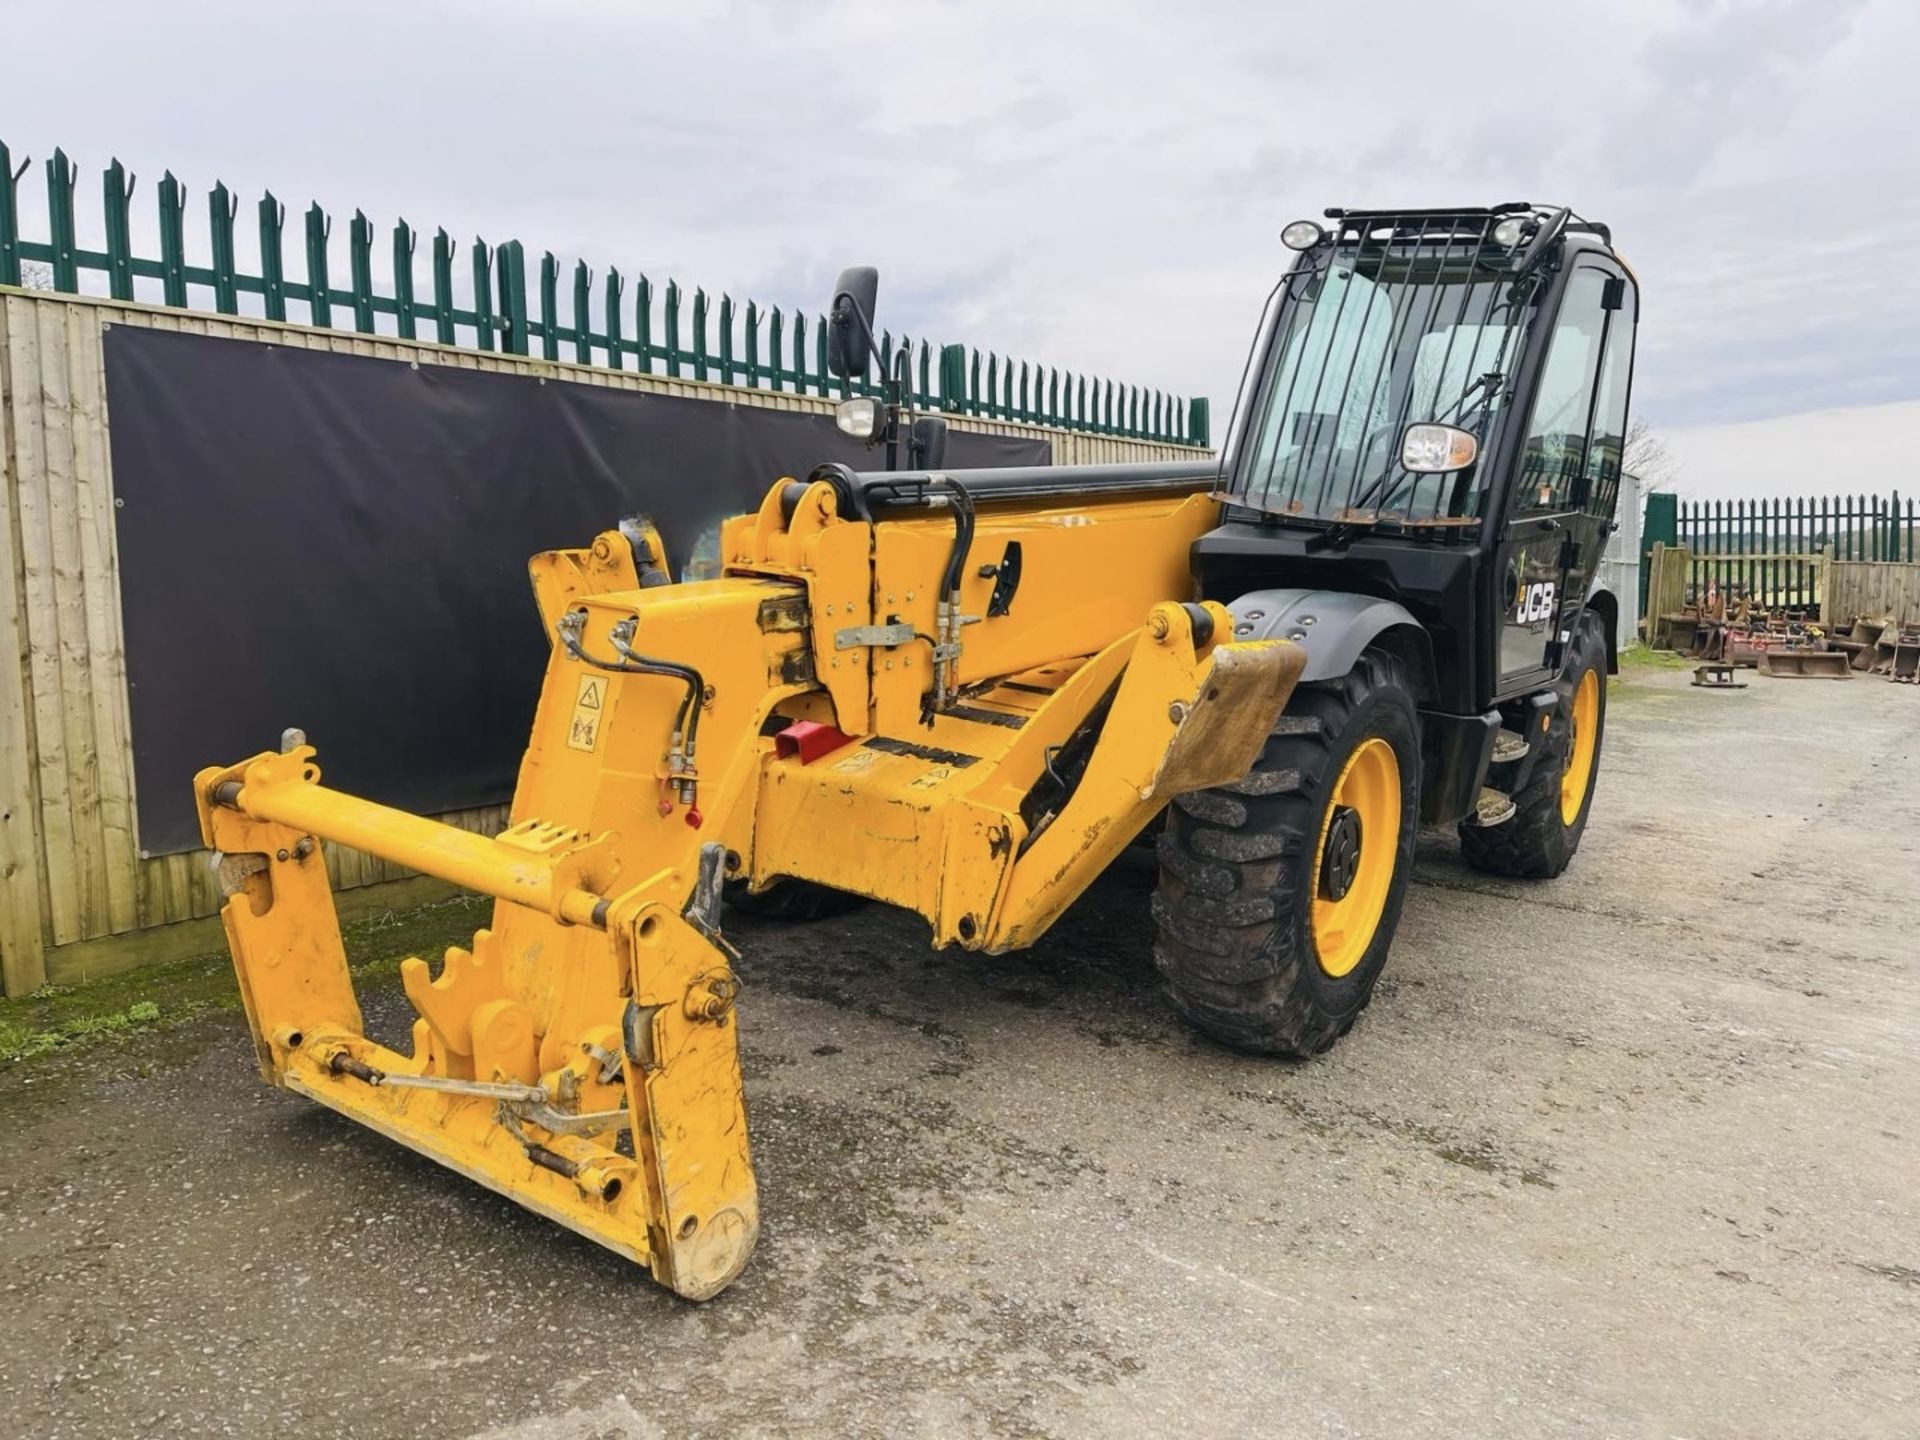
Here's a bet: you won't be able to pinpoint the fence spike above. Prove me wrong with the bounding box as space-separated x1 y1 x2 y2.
0 139 20 286
158 171 188 307
498 240 530 355
348 210 376 333
635 273 654 374
303 201 331 327
768 305 784 391
257 190 286 321
938 343 965 413
471 238 496 351
44 148 78 292
392 218 418 340
572 259 593 364
663 279 682 377
692 287 709 382
743 299 759 388
431 227 456 344
604 266 624 370
105 159 138 301
719 293 735 385
207 180 239 313
537 252 559 360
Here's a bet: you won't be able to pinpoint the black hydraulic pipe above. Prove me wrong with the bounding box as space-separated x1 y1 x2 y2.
853 460 1218 511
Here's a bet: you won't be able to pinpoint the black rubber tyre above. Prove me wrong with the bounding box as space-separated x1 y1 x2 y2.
722 877 863 921
1152 648 1422 1057
1458 609 1608 880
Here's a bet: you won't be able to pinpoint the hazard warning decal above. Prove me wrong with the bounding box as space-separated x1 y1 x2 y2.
566 673 607 752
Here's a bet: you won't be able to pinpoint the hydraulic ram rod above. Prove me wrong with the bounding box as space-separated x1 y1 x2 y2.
211 774 609 928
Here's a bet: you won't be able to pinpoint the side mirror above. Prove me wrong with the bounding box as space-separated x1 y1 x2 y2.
910 416 949 470
826 266 879 379
1513 207 1570 278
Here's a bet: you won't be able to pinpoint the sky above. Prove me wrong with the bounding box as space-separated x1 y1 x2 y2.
2 0 1914 501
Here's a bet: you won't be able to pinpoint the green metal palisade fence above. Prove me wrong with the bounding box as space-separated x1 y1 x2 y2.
1676 491 1917 610
0 140 1210 446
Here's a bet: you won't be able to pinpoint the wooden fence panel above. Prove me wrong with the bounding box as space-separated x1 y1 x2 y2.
0 288 1209 991
1827 562 1920 627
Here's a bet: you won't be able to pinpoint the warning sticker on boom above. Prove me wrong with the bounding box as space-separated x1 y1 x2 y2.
567 674 607 753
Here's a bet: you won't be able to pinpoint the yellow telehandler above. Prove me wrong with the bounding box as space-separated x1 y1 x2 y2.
197 204 1635 1298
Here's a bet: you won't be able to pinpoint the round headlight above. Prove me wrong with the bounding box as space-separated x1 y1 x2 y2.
1492 217 1528 248
1281 220 1325 252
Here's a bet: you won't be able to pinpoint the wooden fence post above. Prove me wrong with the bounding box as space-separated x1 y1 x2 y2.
0 298 50 995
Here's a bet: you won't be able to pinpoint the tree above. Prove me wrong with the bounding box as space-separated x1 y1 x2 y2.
1623 417 1675 491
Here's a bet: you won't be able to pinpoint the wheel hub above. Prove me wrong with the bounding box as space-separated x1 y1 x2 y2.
1319 805 1363 902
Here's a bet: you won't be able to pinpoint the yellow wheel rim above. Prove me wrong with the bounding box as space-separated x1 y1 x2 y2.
1560 669 1600 826
1310 736 1401 979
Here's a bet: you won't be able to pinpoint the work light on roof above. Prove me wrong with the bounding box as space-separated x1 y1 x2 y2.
1281 220 1325 251
1492 216 1529 248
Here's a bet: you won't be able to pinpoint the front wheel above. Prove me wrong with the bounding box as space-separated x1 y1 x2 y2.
1152 648 1422 1057
1459 607 1608 879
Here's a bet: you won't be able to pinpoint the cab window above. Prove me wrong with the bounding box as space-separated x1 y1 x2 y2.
1510 266 1612 516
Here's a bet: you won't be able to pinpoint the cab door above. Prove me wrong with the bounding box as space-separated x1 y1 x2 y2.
1495 259 1634 692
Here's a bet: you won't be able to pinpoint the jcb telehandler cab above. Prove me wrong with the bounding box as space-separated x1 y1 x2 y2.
197 203 1633 1298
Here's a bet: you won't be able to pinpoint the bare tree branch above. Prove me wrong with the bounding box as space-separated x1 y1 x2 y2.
1624 417 1675 490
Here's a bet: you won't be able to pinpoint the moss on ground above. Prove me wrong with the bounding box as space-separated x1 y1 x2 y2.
0 894 491 1066
1617 641 1690 671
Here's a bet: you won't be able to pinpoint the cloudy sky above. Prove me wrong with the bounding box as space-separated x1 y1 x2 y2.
4 0 1914 499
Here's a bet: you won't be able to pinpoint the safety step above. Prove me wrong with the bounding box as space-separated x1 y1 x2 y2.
1490 730 1529 764
1468 786 1517 827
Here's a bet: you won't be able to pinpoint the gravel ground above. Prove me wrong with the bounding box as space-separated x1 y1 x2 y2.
1 664 1915 1439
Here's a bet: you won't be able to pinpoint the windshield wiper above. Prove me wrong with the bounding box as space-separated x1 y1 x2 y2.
1436 370 1505 425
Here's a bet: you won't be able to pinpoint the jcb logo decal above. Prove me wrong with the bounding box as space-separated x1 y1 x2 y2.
1515 580 1557 624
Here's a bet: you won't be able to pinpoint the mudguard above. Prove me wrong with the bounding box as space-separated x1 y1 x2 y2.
1226 588 1427 684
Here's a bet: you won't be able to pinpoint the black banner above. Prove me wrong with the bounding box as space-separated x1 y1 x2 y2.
104 327 1048 854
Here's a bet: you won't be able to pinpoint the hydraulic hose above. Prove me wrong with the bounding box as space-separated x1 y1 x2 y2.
556 611 706 756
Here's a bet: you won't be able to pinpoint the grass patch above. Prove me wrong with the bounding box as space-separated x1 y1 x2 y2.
1618 641 1690 671
0 894 491 1066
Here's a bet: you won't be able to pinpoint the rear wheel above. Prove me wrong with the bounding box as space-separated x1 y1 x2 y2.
1459 608 1607 879
1152 648 1421 1057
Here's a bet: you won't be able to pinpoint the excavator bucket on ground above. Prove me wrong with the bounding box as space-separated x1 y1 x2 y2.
196 464 1302 1299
